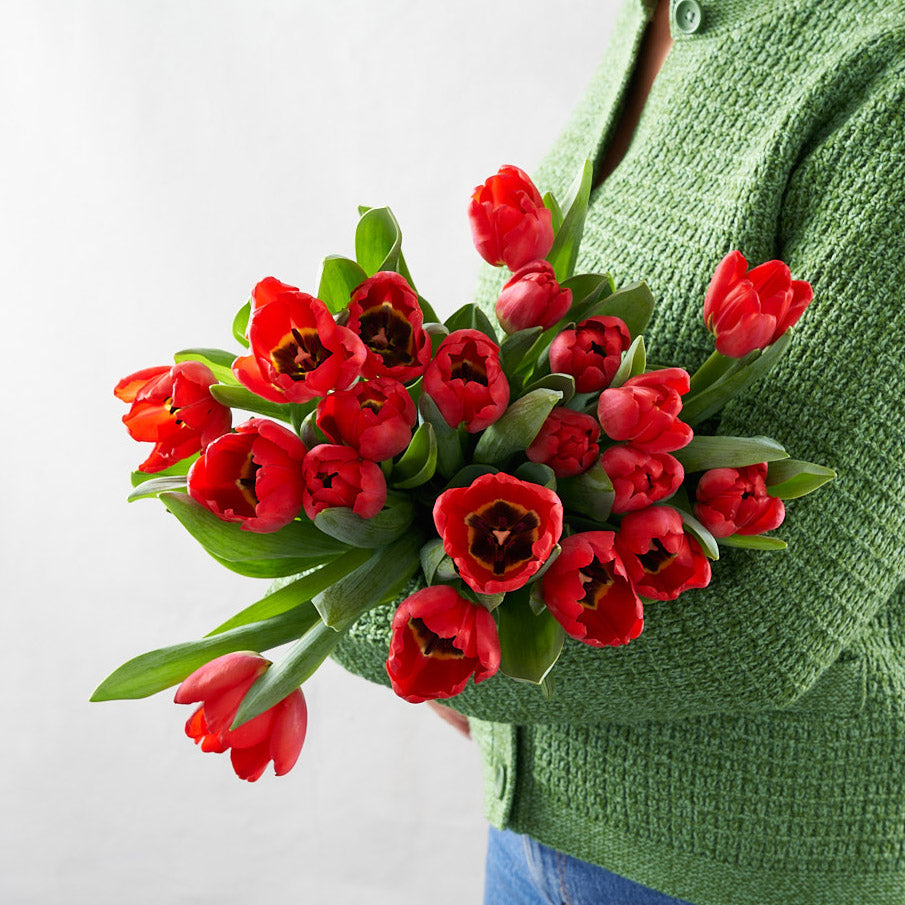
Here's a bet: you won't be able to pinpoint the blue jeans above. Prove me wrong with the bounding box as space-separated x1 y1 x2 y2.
484 826 695 905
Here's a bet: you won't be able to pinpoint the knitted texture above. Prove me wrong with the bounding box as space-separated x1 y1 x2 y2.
332 1 905 902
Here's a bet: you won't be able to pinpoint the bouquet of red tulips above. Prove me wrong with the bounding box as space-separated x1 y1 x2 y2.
93 162 834 782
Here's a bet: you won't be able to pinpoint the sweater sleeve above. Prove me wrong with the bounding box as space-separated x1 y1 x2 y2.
333 57 905 726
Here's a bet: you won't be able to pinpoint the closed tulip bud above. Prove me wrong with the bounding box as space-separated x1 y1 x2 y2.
601 445 684 513
548 316 632 393
494 260 572 333
527 407 601 478
301 444 387 520
703 250 813 358
468 165 554 271
597 368 693 453
693 462 785 537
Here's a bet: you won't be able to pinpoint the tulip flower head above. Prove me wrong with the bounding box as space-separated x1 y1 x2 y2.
527 407 601 478
301 444 387 520
468 165 554 271
548 316 632 394
345 271 432 383
703 250 813 358
601 445 685 514
187 418 307 533
174 652 307 782
114 362 232 473
693 462 785 537
494 259 572 333
616 506 711 600
541 531 643 647
433 472 563 594
386 585 501 703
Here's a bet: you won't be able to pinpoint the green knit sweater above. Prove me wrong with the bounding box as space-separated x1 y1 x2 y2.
333 1 905 902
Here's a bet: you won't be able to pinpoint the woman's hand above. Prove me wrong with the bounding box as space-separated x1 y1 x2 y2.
427 701 471 738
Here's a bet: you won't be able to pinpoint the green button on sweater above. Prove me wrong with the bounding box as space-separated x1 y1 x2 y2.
332 1 905 902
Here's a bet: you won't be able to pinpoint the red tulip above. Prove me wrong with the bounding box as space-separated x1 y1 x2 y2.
494 259 572 333
423 329 510 433
703 250 813 358
526 407 601 478
548 316 632 393
433 472 563 594
301 444 387 520
250 276 300 311
115 362 232 473
316 377 416 462
693 462 785 537
615 506 711 600
597 368 693 453
386 585 501 703
233 290 367 403
468 165 554 270
601 445 684 514
345 271 432 383
540 531 643 647
187 418 306 533
175 652 307 782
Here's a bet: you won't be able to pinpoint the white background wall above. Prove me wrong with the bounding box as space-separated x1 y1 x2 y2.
0 2 620 902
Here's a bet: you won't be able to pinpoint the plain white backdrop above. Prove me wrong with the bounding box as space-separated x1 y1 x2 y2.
1 2 621 902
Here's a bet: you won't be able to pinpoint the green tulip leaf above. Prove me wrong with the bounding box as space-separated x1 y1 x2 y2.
317 255 369 314
312 533 423 630
542 190 564 234
497 587 566 685
160 492 349 577
206 548 374 635
608 335 647 388
577 281 655 340
208 384 296 423
173 348 241 386
473 388 563 465
718 534 788 551
514 461 557 490
681 332 793 425
314 495 415 548
766 459 837 499
420 538 448 585
557 459 615 522
232 300 251 348
546 158 593 282
355 206 403 275
127 475 188 502
443 464 500 490
673 435 789 473
90 602 319 702
231 619 344 728
500 327 543 374
560 272 615 313
130 455 198 487
521 372 576 404
444 302 499 343
676 508 720 560
418 392 466 477
390 422 438 489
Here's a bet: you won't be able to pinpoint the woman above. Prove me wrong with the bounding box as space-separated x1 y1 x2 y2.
334 0 905 902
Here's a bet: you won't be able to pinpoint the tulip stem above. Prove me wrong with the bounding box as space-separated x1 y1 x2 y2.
687 349 735 396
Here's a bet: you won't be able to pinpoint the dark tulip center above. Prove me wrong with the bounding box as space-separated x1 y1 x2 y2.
271 326 330 379
466 499 540 576
233 451 260 515
358 303 415 367
449 339 490 385
577 560 616 609
408 617 464 659
637 538 676 575
316 468 337 489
